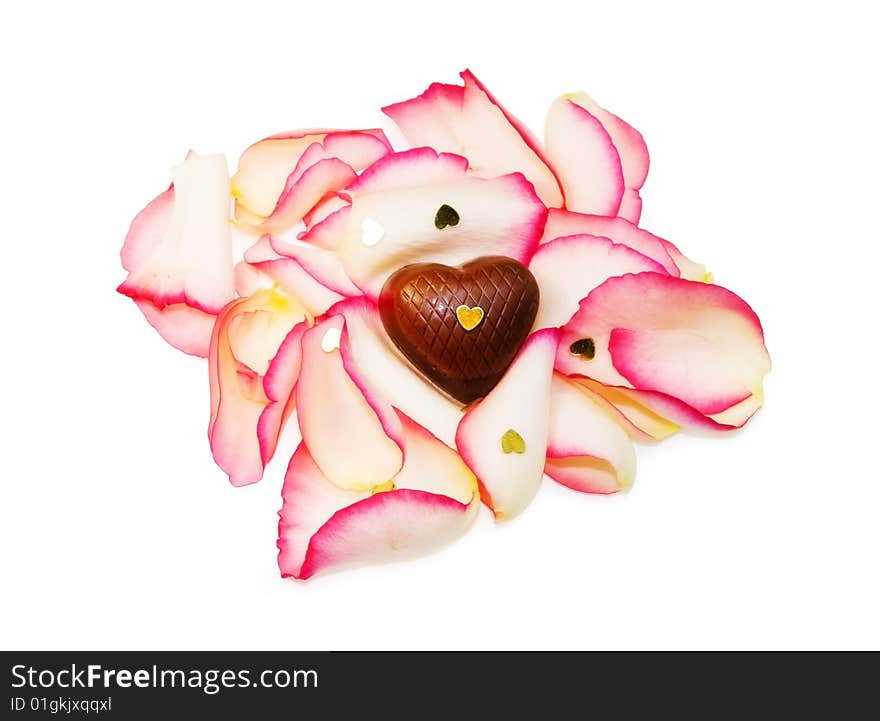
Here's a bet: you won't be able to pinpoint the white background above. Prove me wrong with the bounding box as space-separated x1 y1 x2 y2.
2 0 878 650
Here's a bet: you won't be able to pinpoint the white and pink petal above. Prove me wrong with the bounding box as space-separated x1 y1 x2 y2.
544 97 624 217
118 152 234 314
383 70 563 207
545 375 636 494
560 92 650 223
337 148 547 298
455 328 559 520
278 413 478 580
296 316 404 491
334 297 465 447
208 289 309 486
231 128 391 223
529 233 667 330
540 209 679 276
556 272 770 426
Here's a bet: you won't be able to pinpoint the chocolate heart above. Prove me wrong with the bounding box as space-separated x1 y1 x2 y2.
379 256 539 404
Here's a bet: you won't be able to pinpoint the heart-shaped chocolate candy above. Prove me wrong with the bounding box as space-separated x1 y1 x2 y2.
379 256 539 404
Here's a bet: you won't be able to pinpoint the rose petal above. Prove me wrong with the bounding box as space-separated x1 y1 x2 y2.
455 328 559 520
660 239 711 282
118 152 234 314
557 272 770 422
574 378 680 442
270 234 362 297
208 289 309 486
257 321 308 470
260 157 357 234
242 234 283 263
120 184 173 273
383 70 563 207
561 92 650 223
231 128 391 221
529 233 667 331
545 375 637 494
545 97 625 216
296 316 404 490
297 204 351 251
132 299 215 358
540 209 680 276
598 385 762 432
334 297 465 446
338 148 546 299
278 413 479 580
234 256 344 316
303 192 350 230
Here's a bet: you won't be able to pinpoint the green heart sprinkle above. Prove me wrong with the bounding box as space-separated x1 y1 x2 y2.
434 204 460 229
500 429 526 454
569 337 596 360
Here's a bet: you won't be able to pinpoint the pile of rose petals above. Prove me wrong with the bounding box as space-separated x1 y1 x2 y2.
118 70 770 580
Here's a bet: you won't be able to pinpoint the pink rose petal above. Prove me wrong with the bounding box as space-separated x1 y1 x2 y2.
278 413 478 580
270 234 362 297
545 98 625 217
545 375 637 494
529 233 667 330
540 209 681 277
574 378 680 442
232 128 391 222
455 328 559 520
556 272 770 425
118 152 234 314
296 316 404 490
383 70 563 207
338 148 547 299
234 256 344 317
133 299 216 358
561 92 650 223
260 157 357 234
334 297 465 447
208 289 309 486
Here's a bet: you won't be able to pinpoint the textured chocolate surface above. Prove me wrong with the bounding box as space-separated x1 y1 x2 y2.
379 256 539 404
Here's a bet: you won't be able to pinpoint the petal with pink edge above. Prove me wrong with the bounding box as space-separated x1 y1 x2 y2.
260 157 357 234
257 321 308 469
574 378 680 442
303 192 349 229
117 152 234 314
455 328 558 520
334 297 465 447
556 272 770 421
545 98 624 217
133 299 215 358
234 256 344 317
540 209 679 276
270 235 362 297
278 413 478 580
562 92 650 223
338 148 546 298
231 129 391 221
296 316 404 490
540 209 708 281
529 233 667 330
208 289 309 486
545 375 636 494
383 70 563 207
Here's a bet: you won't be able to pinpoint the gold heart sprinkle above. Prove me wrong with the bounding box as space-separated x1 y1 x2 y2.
500 429 526 454
455 304 484 331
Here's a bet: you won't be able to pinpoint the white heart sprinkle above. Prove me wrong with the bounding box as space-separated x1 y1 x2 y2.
360 217 384 247
320 327 342 353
